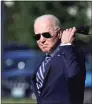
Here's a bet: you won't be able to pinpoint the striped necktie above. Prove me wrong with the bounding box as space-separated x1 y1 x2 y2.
36 55 51 95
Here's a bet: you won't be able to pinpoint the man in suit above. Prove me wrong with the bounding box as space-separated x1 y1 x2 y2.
31 14 86 104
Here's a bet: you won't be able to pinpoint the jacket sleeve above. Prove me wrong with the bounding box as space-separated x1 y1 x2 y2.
59 45 86 78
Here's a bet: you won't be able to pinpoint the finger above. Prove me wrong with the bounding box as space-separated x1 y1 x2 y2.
62 30 66 34
69 32 75 39
69 28 72 32
70 37 75 43
69 27 76 37
72 27 76 33
69 28 76 39
65 29 68 31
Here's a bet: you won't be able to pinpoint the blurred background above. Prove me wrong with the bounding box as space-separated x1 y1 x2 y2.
1 1 92 104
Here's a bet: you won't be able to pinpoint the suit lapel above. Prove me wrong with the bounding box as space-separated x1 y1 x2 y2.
40 50 61 97
39 58 52 97
43 47 60 80
31 55 46 98
43 58 52 81
32 54 46 79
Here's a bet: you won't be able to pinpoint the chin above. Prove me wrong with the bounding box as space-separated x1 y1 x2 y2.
41 49 48 53
41 48 51 53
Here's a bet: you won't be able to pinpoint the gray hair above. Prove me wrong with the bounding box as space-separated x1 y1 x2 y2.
34 14 61 29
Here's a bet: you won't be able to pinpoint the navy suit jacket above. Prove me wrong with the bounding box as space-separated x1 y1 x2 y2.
31 45 86 104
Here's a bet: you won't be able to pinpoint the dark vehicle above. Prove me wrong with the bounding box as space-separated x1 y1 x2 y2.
2 44 43 98
85 72 92 88
85 53 92 88
84 52 92 104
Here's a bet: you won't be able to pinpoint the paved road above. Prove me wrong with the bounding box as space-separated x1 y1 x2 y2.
84 88 92 104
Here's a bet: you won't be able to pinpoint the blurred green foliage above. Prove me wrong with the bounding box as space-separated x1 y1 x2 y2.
4 1 92 48
2 98 36 103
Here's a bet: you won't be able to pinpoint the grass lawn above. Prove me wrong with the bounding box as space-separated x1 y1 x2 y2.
1 98 37 104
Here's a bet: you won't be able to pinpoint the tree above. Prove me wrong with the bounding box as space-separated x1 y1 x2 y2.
4 1 91 48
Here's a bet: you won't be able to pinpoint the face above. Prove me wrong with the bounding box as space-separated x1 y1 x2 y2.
34 20 60 53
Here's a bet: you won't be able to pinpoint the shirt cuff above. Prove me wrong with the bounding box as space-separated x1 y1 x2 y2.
60 43 72 46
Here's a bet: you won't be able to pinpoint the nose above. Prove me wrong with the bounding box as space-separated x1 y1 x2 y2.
40 34 46 43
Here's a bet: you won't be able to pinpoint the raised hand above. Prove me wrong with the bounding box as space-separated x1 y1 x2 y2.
61 27 76 44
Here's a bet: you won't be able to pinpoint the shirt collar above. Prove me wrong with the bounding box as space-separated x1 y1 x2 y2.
46 44 60 57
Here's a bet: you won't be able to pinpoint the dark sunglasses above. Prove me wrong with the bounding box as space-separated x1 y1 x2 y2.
33 32 52 41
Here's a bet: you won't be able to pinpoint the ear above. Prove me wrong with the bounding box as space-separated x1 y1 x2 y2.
58 29 62 39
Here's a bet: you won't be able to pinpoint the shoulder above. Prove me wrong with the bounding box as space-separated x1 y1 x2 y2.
59 45 84 53
59 45 85 59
